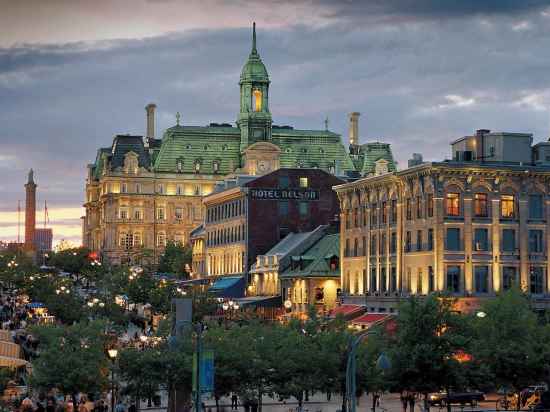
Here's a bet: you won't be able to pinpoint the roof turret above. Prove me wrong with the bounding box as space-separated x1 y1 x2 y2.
240 22 269 84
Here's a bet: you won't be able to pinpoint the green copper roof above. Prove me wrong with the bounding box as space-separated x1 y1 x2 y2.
153 125 241 174
240 23 269 84
280 233 340 279
352 142 396 176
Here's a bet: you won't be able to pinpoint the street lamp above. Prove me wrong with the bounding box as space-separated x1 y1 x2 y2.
107 348 118 412
476 311 487 318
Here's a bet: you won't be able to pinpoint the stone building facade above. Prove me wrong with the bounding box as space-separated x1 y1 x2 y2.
335 130 550 313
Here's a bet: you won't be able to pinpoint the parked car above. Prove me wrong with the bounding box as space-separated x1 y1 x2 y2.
428 391 485 406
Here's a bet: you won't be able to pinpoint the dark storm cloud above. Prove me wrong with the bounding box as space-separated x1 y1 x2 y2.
2 8 550 230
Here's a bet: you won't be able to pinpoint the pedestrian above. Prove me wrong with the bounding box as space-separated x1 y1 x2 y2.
36 401 46 412
115 400 126 412
400 392 408 412
408 393 416 412
46 398 56 412
231 394 238 410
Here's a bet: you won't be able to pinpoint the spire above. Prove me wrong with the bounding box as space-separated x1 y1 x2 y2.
252 22 257 55
27 169 34 185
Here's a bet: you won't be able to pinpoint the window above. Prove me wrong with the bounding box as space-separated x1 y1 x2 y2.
416 231 423 251
405 231 411 252
503 267 518 290
391 199 397 223
120 232 132 249
380 234 386 255
417 269 423 294
362 236 367 257
252 89 262 112
157 232 166 247
135 183 141 194
156 207 165 220
446 228 461 251
446 193 460 216
176 185 183 195
213 160 220 173
530 266 545 294
157 184 164 194
426 193 433 217
175 207 183 220
176 158 183 173
416 196 422 219
194 160 201 173
299 202 309 217
475 266 489 293
370 268 377 292
133 233 142 247
381 201 387 224
380 267 387 293
194 185 201 196
133 209 142 220
428 266 434 292
474 228 489 251
474 193 488 217
446 266 461 293
390 232 397 254
371 203 378 226
121 183 127 193
345 239 350 257
119 208 128 220
353 238 358 257
529 195 543 219
279 176 289 189
406 198 412 220
501 195 515 218
299 177 308 188
427 229 434 251
502 229 516 252
390 267 397 292
279 200 288 217
529 230 543 253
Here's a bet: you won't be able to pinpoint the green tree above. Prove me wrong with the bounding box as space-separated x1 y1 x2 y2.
30 321 109 405
472 288 550 404
387 295 473 411
158 242 192 277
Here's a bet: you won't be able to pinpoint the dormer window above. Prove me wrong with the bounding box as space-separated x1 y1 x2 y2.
252 89 262 112
194 159 201 173
176 158 184 173
213 160 220 173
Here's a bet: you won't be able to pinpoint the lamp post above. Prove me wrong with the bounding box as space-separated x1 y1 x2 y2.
345 322 390 412
108 348 118 412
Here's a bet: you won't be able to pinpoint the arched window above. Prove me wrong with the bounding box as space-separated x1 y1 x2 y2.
252 89 262 112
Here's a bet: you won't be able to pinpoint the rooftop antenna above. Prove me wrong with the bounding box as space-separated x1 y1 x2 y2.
324 116 329 131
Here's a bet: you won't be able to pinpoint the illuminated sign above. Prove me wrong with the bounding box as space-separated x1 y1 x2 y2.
249 188 320 201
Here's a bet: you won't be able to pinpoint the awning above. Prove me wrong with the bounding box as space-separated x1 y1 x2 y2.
235 296 282 309
177 278 210 286
328 304 366 320
208 276 245 298
27 302 45 309
351 313 390 326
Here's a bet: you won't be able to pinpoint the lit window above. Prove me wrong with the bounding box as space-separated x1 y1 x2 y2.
156 207 165 220
157 232 166 247
176 159 183 173
175 233 185 245
299 177 308 188
252 89 262 112
446 193 460 216
501 195 515 218
194 160 201 173
119 208 128 220
133 209 142 220
175 207 183 220
474 193 488 217
133 233 142 247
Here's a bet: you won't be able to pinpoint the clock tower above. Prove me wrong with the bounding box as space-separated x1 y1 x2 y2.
237 23 272 153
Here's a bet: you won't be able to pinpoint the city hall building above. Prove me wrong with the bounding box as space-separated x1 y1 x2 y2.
335 129 550 313
82 24 394 264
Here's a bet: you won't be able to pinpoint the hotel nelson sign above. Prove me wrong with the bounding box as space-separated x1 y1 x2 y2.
250 188 320 201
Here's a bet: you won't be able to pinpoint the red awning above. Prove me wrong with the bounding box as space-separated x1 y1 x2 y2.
351 313 390 325
328 304 366 319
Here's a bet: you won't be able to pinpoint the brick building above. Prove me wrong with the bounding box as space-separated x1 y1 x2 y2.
200 168 344 295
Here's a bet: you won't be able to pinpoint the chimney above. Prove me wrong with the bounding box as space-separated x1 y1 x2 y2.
145 103 156 139
348 112 360 146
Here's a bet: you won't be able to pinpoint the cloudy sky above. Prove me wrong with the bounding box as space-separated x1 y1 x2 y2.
2 0 550 246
